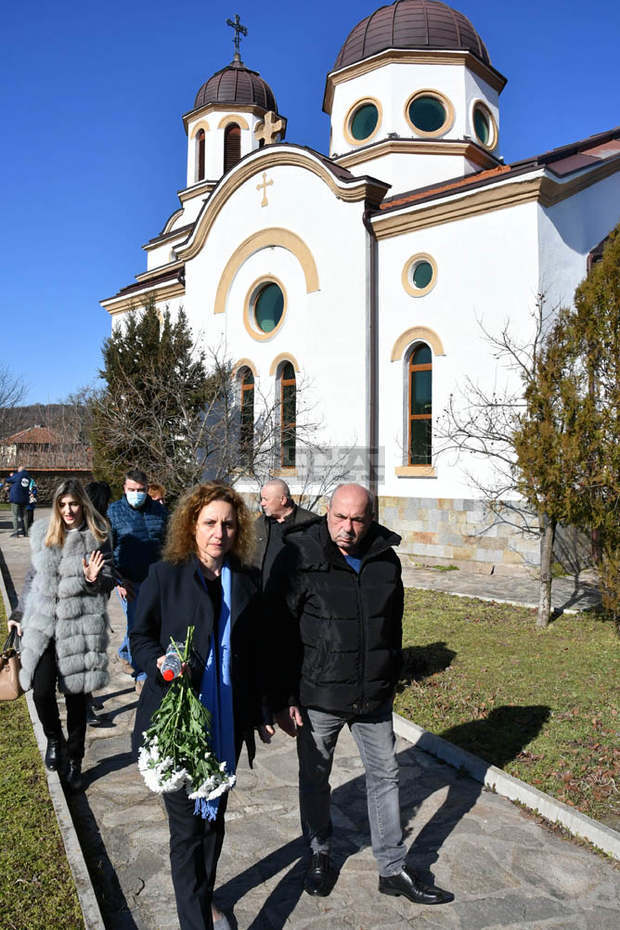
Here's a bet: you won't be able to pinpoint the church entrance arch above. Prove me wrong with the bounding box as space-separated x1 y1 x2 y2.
214 228 319 316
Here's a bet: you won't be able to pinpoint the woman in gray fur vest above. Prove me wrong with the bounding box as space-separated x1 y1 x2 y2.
8 478 114 792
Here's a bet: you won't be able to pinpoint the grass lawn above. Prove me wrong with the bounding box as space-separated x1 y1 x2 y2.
396 589 619 827
0 600 84 929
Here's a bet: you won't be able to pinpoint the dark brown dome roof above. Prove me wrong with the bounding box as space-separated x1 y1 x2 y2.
334 0 490 70
194 61 277 112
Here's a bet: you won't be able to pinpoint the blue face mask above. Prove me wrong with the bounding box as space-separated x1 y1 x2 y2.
126 490 147 508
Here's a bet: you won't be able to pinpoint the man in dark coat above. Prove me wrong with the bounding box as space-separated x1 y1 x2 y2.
6 465 32 537
108 466 168 691
269 483 453 907
253 478 315 588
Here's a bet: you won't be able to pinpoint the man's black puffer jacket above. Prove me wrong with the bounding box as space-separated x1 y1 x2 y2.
268 517 404 716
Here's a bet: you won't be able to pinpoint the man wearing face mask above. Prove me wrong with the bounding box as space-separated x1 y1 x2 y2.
108 467 168 692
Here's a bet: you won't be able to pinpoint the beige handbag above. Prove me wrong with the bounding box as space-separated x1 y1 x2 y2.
0 629 24 701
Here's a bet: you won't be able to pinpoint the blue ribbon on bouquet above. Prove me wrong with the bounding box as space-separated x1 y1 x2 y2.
194 561 236 820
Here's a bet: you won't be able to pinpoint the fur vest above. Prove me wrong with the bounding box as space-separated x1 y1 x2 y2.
19 519 110 694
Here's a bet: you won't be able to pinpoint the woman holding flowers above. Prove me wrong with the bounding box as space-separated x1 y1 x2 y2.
131 482 271 930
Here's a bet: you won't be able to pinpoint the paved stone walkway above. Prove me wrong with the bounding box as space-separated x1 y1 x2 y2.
1 511 617 929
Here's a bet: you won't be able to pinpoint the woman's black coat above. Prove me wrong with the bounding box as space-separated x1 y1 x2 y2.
130 555 262 763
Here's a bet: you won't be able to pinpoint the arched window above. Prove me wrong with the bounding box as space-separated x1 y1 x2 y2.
224 124 241 173
195 129 205 182
238 367 254 464
280 361 296 468
408 344 432 465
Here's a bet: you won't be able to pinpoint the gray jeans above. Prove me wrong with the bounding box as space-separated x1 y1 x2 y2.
11 502 27 535
297 702 406 877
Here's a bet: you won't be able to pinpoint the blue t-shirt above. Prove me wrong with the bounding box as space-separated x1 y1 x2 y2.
344 554 362 574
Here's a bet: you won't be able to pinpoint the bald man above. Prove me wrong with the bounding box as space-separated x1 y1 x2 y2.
268 484 453 907
254 479 315 588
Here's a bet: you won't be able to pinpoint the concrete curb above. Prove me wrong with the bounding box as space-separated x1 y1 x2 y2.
393 712 620 860
0 548 106 930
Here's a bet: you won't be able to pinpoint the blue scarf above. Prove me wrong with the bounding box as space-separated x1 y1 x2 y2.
194 561 236 820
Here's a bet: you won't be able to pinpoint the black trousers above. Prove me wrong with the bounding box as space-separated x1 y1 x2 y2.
32 640 88 761
163 788 229 930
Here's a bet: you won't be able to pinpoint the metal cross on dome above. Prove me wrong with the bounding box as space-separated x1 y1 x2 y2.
226 13 247 62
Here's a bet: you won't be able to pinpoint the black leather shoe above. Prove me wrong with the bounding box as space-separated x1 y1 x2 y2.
379 865 454 905
44 738 61 771
65 759 84 793
303 853 333 897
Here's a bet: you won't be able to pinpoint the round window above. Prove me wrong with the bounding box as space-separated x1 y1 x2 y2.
411 260 433 290
408 95 447 134
473 103 495 148
254 283 284 333
350 103 379 141
402 253 437 297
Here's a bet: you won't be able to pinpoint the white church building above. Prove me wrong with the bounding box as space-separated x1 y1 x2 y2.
102 0 620 573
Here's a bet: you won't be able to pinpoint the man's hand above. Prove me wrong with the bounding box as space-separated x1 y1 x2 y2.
275 705 303 738
117 580 135 602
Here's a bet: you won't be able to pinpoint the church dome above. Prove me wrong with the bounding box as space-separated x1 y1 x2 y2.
334 0 490 70
194 61 277 112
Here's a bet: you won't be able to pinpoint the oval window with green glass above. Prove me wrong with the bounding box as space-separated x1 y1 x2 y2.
350 103 379 141
254 283 284 334
408 94 448 134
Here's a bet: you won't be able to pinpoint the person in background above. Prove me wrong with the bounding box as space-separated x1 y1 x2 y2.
107 467 168 693
6 465 32 537
253 478 315 589
131 482 272 930
8 478 114 792
25 474 38 531
147 482 166 505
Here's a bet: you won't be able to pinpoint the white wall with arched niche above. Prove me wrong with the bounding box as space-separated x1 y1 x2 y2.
377 195 541 501
181 157 372 465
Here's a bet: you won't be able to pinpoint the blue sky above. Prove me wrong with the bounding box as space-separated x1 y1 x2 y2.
1 0 618 405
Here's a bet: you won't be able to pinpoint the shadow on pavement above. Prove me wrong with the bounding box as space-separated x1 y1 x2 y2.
84 750 135 787
219 704 550 925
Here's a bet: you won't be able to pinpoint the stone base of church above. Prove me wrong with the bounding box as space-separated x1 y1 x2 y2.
379 495 541 576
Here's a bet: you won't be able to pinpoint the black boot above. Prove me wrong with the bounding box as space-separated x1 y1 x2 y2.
379 864 454 905
44 738 61 771
303 853 334 897
65 759 83 793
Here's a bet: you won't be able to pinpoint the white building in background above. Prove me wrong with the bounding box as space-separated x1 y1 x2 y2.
102 0 620 573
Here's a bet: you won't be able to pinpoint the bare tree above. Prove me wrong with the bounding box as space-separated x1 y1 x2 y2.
0 364 26 438
436 295 579 628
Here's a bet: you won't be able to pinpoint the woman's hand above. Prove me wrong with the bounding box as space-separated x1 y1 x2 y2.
156 655 188 676
258 724 276 744
83 550 105 584
7 618 22 637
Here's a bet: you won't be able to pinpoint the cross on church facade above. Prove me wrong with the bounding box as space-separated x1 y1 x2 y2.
254 111 288 146
257 172 273 207
226 14 247 62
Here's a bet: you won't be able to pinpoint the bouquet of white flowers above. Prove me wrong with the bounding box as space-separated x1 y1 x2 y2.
138 625 236 802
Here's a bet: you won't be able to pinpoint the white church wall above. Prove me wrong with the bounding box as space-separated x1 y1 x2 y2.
377 197 541 506
537 172 620 311
146 241 183 271
356 151 472 195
